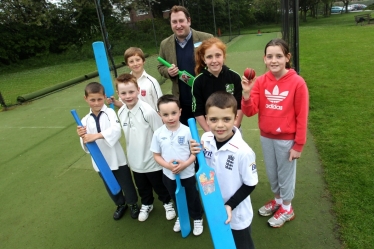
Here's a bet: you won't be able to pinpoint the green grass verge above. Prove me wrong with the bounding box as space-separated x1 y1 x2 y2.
0 54 163 106
299 11 374 249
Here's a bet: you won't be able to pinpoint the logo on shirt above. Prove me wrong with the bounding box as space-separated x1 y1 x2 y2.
178 136 185 145
265 85 288 110
203 149 212 159
123 122 128 126
250 163 257 173
225 155 235 170
198 170 216 195
225 84 234 94
161 137 167 140
141 89 146 96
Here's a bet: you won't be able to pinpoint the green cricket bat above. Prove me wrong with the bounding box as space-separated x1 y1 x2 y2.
157 57 194 87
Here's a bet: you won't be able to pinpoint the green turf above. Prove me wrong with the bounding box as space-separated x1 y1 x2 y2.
0 55 164 106
299 12 374 249
0 32 342 248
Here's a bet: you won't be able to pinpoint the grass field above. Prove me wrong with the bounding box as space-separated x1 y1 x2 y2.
1 11 373 248
298 11 374 249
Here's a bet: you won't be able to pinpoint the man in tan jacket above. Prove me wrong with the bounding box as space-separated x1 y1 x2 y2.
158 5 213 126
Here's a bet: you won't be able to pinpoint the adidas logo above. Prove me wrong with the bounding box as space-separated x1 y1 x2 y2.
266 104 283 110
265 85 288 103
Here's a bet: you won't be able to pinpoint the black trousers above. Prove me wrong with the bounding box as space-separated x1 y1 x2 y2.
132 170 171 205
162 174 203 220
232 225 255 249
99 165 138 206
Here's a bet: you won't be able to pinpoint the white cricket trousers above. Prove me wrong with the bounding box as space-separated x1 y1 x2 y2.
260 136 297 202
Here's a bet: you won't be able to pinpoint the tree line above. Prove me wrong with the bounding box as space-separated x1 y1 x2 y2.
0 0 339 66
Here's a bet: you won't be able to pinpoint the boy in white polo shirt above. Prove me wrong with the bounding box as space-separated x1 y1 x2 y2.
116 73 176 222
190 91 258 249
150 94 204 236
108 47 163 111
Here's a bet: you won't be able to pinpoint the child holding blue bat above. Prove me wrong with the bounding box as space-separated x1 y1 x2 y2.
107 47 163 111
150 94 204 236
76 82 140 220
116 74 176 222
190 91 258 249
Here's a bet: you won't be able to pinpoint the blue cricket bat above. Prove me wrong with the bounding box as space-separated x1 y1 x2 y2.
188 118 236 249
174 162 191 238
71 109 121 195
92 41 115 109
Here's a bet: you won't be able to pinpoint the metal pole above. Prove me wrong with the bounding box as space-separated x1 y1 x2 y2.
149 0 158 49
238 1 240 35
293 0 300 73
0 91 7 108
212 0 217 36
228 0 232 40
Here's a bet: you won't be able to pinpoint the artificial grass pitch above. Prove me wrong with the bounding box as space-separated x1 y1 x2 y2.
0 33 341 248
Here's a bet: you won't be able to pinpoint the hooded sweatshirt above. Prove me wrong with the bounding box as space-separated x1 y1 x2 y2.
241 69 309 152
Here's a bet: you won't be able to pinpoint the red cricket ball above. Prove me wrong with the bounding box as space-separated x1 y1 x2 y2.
244 68 256 80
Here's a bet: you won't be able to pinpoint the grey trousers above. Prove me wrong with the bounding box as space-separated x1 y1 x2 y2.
260 136 297 202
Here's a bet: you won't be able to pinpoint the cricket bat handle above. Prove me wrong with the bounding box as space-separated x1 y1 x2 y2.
157 57 172 68
71 109 84 126
187 118 205 163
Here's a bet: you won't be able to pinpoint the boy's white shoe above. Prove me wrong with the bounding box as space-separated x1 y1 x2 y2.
193 219 203 236
173 217 181 232
138 204 153 222
163 202 176 220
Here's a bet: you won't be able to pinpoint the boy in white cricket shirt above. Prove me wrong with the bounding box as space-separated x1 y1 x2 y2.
116 74 176 222
76 82 139 220
108 47 163 111
150 94 204 236
190 91 258 249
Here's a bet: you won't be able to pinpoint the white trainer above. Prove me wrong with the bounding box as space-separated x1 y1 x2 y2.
138 204 153 222
163 202 176 220
173 217 181 232
193 219 203 236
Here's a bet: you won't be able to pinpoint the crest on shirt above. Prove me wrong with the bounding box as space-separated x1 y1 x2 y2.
141 89 146 96
199 171 216 195
250 163 257 173
123 122 128 127
225 83 234 94
178 136 185 145
225 155 235 170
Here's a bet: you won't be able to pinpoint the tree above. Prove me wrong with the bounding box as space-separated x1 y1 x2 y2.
0 0 56 64
342 0 350 13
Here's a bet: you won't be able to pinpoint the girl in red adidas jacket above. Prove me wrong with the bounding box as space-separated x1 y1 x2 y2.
241 38 309 228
